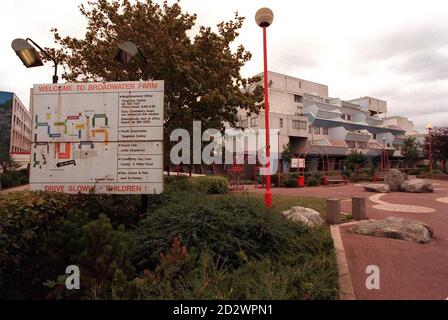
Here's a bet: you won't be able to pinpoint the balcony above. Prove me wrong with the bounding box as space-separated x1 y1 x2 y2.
345 131 371 142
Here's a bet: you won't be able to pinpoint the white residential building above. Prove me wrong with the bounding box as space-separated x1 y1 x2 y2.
236 71 416 171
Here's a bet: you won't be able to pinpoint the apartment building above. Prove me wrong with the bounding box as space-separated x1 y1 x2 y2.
0 91 32 170
237 71 414 171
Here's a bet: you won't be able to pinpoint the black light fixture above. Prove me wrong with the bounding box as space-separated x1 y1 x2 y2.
114 40 149 80
11 38 59 83
114 40 139 65
11 38 43 67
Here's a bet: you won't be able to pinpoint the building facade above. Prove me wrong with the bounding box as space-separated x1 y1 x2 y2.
0 91 32 171
236 71 416 172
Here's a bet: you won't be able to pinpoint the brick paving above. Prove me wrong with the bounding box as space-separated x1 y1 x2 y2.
244 179 448 300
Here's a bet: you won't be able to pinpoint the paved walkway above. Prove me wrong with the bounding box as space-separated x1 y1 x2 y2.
0 184 30 193
244 179 448 300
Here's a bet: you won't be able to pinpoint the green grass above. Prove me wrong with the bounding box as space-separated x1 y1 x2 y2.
221 192 326 216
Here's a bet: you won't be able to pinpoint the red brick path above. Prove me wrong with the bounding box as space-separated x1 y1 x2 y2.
244 180 448 300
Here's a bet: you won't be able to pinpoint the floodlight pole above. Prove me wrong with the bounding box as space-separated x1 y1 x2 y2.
428 126 433 173
26 38 58 83
262 26 272 208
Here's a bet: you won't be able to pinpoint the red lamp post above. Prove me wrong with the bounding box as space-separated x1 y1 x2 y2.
427 123 433 173
255 7 274 208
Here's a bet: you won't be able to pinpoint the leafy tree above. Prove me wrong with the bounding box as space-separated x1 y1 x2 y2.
422 127 448 173
47 0 263 169
344 150 368 171
281 143 293 163
0 139 20 173
401 136 420 168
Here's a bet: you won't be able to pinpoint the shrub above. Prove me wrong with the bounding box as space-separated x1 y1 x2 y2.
0 192 134 299
132 193 318 271
44 213 135 300
306 176 319 187
282 176 298 188
191 176 230 194
0 169 28 189
0 191 72 298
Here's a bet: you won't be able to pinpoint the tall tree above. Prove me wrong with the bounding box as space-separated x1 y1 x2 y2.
401 136 420 168
47 0 263 168
0 135 20 173
422 127 448 173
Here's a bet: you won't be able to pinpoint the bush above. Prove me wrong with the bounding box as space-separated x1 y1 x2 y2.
0 192 135 299
0 191 73 298
191 176 230 194
0 169 28 189
306 177 319 187
131 192 338 299
282 177 298 188
133 192 316 270
44 213 135 300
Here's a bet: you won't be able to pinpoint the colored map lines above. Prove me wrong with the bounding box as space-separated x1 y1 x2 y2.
33 111 111 169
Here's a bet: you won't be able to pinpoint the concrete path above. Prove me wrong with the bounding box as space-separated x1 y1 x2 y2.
244 179 448 300
0 184 30 193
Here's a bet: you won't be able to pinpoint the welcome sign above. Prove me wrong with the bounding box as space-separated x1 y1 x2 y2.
30 81 164 194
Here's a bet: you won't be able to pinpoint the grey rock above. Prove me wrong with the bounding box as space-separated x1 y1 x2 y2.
363 183 390 193
282 206 324 227
350 216 433 243
384 169 406 191
400 179 434 193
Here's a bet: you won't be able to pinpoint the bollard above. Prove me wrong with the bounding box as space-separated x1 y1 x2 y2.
352 197 367 220
326 198 341 224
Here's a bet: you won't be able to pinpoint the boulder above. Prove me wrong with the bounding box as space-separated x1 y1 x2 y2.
350 216 433 243
363 183 390 193
384 169 406 191
400 179 434 193
282 206 324 227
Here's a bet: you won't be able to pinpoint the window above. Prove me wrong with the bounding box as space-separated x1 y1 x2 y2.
347 141 356 148
347 115 352 121
358 142 367 149
322 127 329 135
314 127 321 134
373 134 377 139
294 94 302 103
299 81 302 89
250 117 258 127
240 119 248 128
292 120 306 130
341 114 346 120
279 118 283 128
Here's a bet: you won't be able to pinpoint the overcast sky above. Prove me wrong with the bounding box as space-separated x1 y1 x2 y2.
2 0 448 131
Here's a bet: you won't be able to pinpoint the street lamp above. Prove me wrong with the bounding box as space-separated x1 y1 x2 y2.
11 38 59 83
114 40 151 214
382 136 387 170
255 7 274 208
427 122 433 173
114 40 150 80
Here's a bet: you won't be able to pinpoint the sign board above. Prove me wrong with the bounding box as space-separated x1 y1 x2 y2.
291 158 305 169
30 81 164 194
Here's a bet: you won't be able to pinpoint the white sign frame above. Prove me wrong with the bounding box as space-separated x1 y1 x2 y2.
30 81 164 194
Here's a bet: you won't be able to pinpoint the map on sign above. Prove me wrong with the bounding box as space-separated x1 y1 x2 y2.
30 81 164 194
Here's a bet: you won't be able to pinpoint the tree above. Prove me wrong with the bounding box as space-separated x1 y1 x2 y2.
0 137 20 173
401 136 420 168
47 0 263 169
423 127 448 173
